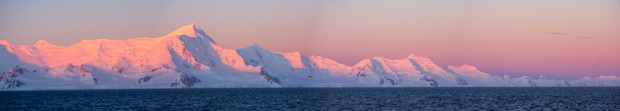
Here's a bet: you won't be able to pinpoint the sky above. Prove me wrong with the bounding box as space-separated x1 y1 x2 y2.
1 0 619 78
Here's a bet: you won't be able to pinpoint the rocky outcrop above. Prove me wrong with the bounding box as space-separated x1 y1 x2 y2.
456 77 468 86
2 79 24 88
1 66 30 88
3 65 28 78
171 73 201 88
420 76 438 87
112 65 126 73
138 75 154 84
260 68 281 84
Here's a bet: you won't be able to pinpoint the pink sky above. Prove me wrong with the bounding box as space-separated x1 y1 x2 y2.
1 0 619 78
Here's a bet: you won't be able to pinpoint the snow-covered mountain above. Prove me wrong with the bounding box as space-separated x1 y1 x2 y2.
1 24 618 90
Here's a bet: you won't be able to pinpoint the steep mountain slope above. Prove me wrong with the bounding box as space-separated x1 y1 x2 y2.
1 23 618 89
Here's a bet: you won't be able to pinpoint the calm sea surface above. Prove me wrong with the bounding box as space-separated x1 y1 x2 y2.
1 88 619 110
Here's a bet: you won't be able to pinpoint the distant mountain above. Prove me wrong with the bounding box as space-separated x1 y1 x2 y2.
1 24 618 90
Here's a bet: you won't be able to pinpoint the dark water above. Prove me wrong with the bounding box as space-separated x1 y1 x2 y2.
1 88 619 110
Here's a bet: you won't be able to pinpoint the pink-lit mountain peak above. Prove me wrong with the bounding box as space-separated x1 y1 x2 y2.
165 23 217 44
166 23 201 37
33 39 60 48
34 39 51 46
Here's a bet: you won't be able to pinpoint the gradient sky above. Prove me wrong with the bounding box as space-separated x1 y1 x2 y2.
1 0 619 78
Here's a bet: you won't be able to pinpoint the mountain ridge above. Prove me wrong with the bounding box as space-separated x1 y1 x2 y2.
1 24 619 89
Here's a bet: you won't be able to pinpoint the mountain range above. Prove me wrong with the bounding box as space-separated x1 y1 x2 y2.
1 24 618 90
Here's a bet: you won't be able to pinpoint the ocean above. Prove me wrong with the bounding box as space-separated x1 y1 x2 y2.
1 87 619 110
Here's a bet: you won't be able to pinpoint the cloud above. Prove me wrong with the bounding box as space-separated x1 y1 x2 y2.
544 32 567 35
543 32 594 39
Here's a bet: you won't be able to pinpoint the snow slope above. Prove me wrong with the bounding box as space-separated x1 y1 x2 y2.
1 24 618 90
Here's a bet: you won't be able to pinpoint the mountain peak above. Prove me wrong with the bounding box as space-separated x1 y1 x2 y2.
248 43 264 49
371 56 387 60
406 54 419 59
33 39 55 48
407 54 433 61
455 64 477 70
35 39 49 44
165 23 217 44
285 51 303 56
166 23 202 37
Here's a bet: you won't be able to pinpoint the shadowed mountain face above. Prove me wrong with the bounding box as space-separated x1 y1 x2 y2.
1 24 618 89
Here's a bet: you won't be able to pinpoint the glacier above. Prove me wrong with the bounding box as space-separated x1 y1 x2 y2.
1 24 619 90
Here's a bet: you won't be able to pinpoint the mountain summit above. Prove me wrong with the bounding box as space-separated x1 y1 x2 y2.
0 23 618 89
166 23 217 44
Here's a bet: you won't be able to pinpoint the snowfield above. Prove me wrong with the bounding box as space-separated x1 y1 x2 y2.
1 24 619 90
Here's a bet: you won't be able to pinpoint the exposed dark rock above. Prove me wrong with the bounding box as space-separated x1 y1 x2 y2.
112 65 125 73
429 80 438 87
43 68 52 73
260 68 281 84
12 66 26 74
420 75 438 87
385 77 397 86
179 73 201 87
170 82 179 87
93 78 98 84
3 71 15 78
245 59 260 66
352 64 369 80
3 79 24 88
150 67 162 72
138 75 154 84
79 64 89 73
66 64 77 71
528 80 538 87
3 65 30 78
356 72 366 78
456 77 468 86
